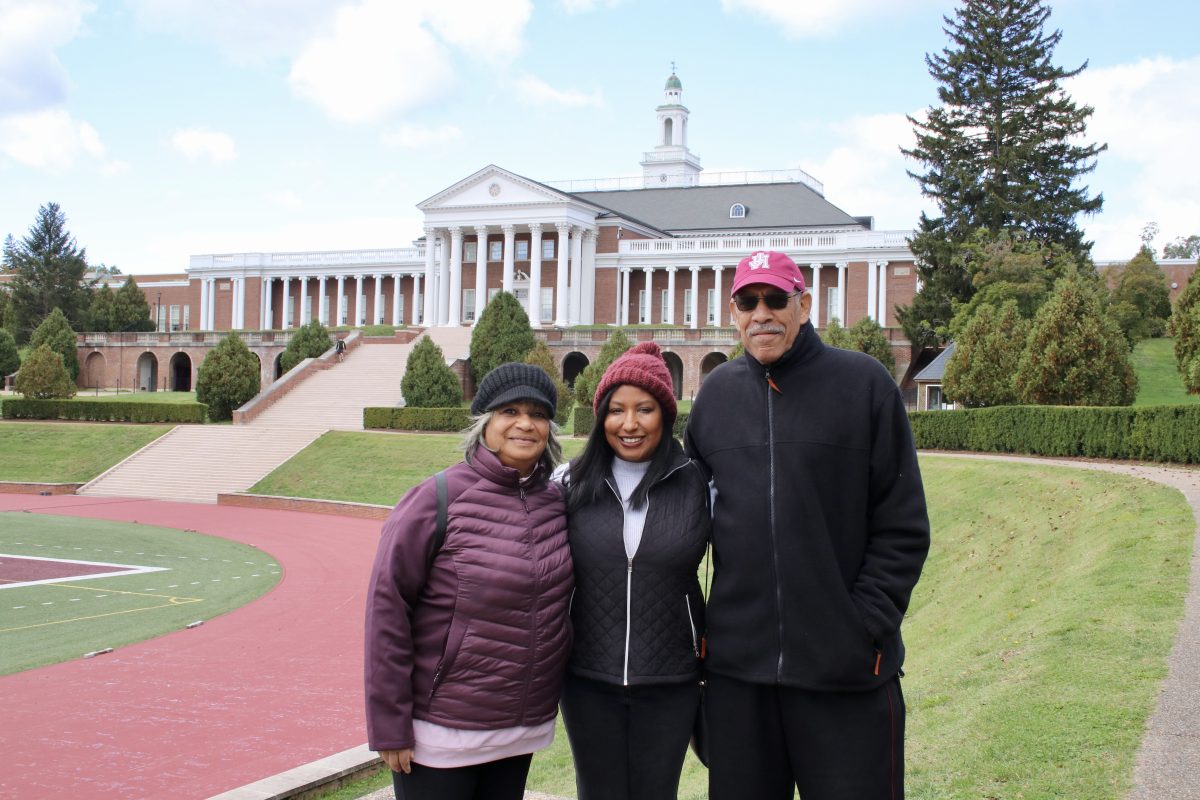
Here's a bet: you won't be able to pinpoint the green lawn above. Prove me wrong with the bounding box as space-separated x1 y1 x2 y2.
0 514 280 675
0 422 172 482
1132 337 1200 406
66 390 200 404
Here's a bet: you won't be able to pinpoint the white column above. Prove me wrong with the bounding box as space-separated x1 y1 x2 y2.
230 278 239 329
689 266 700 329
555 223 570 326
621 269 632 325
237 278 245 328
713 266 724 326
810 263 822 328
437 232 450 326
837 261 848 323
569 227 584 325
474 225 488 323
391 273 402 325
877 261 889 326
373 273 384 325
298 277 308 325
528 223 543 325
411 272 422 325
866 259 878 323
336 275 346 326
199 278 209 331
666 267 677 325
501 224 516 295
354 273 365 326
643 267 655 323
582 229 597 325
448 227 463 326
282 277 291 328
210 278 217 329
318 276 328 325
423 227 436 328
262 277 272 330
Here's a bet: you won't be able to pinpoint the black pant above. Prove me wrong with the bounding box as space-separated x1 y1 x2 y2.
391 753 532 800
706 672 905 800
560 673 700 800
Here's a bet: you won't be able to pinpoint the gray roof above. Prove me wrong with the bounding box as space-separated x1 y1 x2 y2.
915 342 956 382
572 182 863 233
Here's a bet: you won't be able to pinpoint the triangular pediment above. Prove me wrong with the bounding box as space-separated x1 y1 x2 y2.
419 165 573 210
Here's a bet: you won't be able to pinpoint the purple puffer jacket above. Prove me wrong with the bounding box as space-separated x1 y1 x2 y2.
364 446 573 752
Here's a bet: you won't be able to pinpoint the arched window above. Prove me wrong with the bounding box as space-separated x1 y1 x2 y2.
729 203 747 219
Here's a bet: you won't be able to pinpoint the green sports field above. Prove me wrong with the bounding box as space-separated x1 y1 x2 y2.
0 513 280 675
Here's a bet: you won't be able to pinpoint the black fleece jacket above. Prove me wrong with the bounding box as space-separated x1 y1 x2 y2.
684 321 929 691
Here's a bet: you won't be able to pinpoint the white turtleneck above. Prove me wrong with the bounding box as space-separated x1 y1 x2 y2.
611 456 652 558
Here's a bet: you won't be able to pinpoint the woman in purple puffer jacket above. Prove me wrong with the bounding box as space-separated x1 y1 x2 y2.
365 363 573 800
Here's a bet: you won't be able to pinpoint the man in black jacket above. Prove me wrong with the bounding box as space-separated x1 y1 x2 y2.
684 250 930 799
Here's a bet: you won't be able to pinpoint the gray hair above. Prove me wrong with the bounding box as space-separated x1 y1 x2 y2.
461 409 564 473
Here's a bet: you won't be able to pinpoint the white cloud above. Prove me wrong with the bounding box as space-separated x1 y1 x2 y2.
100 159 130 176
266 190 303 209
382 123 463 148
171 128 237 163
0 0 93 112
1067 56 1200 259
513 75 603 108
0 108 105 171
556 0 626 14
720 0 939 38
423 0 532 64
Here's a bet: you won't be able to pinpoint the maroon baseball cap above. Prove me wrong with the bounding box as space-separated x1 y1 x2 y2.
730 250 806 296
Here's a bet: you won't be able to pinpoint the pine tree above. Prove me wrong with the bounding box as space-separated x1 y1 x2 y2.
0 330 20 380
279 320 333 373
1013 271 1136 406
29 308 79 380
943 301 1025 407
822 317 852 349
196 333 261 421
402 336 463 408
89 283 117 331
899 0 1106 349
1108 247 1171 345
15 344 77 399
111 277 155 332
7 203 94 341
1169 268 1200 394
468 291 536 384
573 328 633 408
846 317 896 374
524 340 572 426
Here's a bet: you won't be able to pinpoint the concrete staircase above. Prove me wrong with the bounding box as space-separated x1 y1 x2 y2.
79 340 417 504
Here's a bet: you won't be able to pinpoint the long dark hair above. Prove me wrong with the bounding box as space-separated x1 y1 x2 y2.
567 386 677 513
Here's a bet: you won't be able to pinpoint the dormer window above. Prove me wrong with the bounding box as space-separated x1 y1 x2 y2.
729 203 747 219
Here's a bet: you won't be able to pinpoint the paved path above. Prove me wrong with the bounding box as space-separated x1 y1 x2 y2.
0 493 383 800
930 453 1200 800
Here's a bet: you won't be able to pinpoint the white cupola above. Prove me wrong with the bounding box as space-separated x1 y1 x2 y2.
641 69 702 188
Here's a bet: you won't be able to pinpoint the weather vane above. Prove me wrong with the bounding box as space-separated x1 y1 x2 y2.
671 60 676 73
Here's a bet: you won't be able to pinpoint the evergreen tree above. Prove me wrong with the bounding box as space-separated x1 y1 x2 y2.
1013 271 1136 406
402 336 463 408
524 340 572 425
111 277 155 332
573 328 633 408
0 330 20 380
14 344 76 399
846 317 896 374
196 333 261 421
943 301 1025 407
7 203 94 340
89 283 117 331
29 307 79 380
1169 268 1200 394
468 291 535 383
900 0 1106 349
822 317 852 349
1108 247 1171 345
279 320 333 373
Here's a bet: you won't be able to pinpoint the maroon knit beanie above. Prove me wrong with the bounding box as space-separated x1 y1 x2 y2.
594 341 677 425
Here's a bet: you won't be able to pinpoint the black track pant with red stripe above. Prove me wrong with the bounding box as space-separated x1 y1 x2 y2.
706 671 905 800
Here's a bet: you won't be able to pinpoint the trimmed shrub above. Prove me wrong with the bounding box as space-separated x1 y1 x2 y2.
469 291 535 384
363 407 472 432
402 337 463 408
29 308 78 380
14 344 76 399
1 399 207 423
196 333 261 421
280 320 333 373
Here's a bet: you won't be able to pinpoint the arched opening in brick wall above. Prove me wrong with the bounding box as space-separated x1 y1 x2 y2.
83 352 106 390
136 352 159 392
273 353 285 382
661 351 684 400
562 352 589 387
700 352 727 388
169 352 193 391
250 353 262 387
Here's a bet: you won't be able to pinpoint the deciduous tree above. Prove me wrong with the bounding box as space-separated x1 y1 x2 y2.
1108 247 1171 345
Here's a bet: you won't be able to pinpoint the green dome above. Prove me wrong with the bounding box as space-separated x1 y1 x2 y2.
665 73 682 91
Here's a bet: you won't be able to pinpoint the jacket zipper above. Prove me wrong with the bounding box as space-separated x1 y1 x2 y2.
519 481 537 723
685 594 699 658
766 366 785 682
623 555 633 685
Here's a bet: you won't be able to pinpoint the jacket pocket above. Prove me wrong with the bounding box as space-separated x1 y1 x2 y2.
430 616 468 698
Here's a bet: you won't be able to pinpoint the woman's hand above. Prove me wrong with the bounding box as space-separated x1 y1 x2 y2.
379 748 414 774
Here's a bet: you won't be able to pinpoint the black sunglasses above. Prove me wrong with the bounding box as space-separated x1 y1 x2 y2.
732 290 800 312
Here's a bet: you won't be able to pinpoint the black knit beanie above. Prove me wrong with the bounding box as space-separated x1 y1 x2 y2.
470 362 557 417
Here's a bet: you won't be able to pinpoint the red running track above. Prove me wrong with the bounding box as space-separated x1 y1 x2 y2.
0 494 385 799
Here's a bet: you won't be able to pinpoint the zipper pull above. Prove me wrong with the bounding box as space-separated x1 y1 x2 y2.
765 369 782 394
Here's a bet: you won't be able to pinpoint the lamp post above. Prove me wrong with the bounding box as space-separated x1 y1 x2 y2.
156 293 162 332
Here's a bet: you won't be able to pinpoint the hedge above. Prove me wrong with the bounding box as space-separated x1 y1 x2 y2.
910 405 1200 464
364 407 473 432
1 398 208 424
571 406 691 442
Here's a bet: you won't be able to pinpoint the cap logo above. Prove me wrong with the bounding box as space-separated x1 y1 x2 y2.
748 251 770 269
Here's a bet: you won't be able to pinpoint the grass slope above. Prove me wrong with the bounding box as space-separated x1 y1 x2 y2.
0 422 172 482
0 514 280 675
1132 337 1200 406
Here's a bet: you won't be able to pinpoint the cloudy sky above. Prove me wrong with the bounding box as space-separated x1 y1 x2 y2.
1 0 1197 274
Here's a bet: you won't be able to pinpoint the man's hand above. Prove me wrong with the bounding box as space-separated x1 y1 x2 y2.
379 748 414 774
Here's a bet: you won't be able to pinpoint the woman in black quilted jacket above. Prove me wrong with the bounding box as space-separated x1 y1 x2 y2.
557 342 711 800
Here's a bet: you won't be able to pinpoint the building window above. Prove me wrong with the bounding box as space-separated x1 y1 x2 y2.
489 240 503 261
541 287 554 321
304 296 313 324
464 289 476 322
415 293 422 325
707 288 716 325
684 289 693 324
487 287 500 304
183 305 190 331
464 241 477 262
157 305 167 331
638 290 649 324
515 240 529 261
827 287 840 324
340 295 348 325
395 294 404 325
927 385 946 411
660 290 669 323
542 238 555 260
729 203 747 219
170 305 181 332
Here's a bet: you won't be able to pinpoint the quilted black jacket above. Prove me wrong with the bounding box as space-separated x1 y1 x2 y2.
565 442 711 686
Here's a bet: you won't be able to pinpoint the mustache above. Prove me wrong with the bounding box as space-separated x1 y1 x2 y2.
748 323 786 335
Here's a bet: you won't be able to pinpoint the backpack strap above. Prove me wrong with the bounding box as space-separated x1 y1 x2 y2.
428 469 449 573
